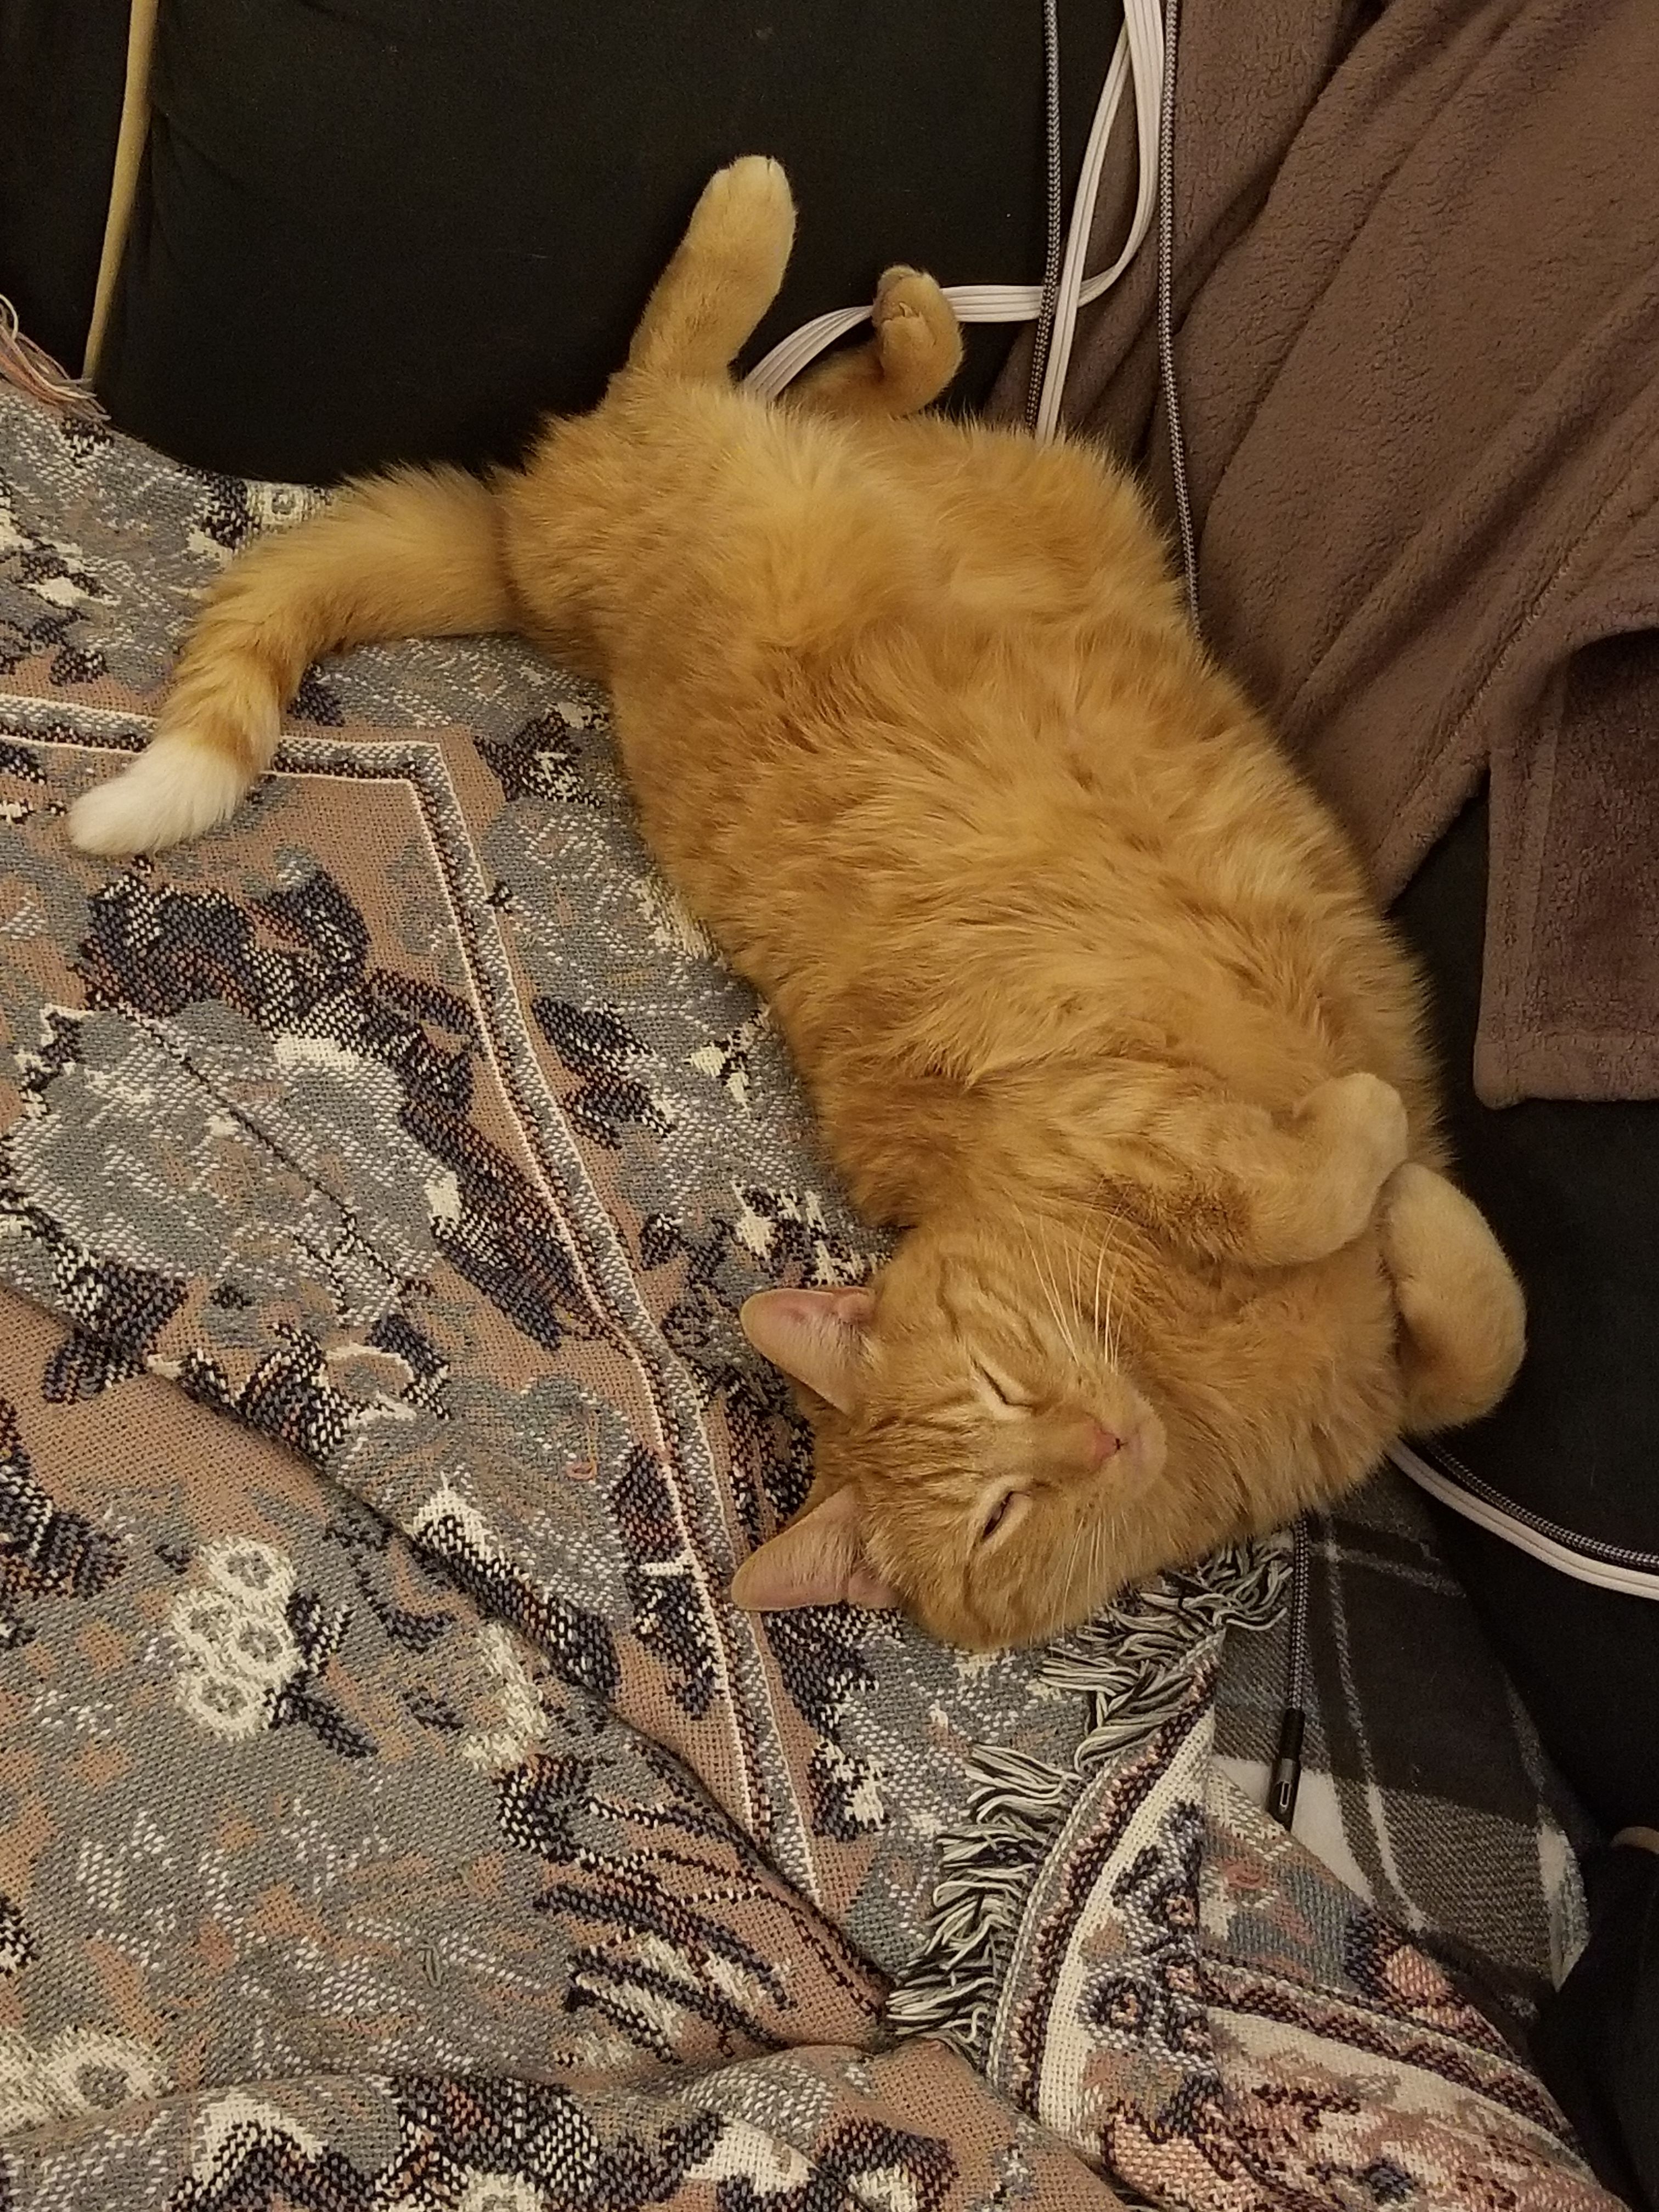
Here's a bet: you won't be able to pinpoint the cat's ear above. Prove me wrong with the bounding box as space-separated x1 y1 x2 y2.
729 1483 898 1614
740 1286 874 1414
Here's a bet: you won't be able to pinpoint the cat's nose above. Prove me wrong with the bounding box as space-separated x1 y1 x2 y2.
1084 1419 1121 1466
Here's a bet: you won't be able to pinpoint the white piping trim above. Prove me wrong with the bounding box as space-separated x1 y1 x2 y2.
1389 1442 1659 1602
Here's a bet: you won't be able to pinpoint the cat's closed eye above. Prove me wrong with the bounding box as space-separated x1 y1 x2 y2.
979 1492 1015 1541
974 1362 1031 1410
978 1490 1033 1545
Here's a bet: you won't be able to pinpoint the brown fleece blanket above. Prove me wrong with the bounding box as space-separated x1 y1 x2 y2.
1001 0 1659 1104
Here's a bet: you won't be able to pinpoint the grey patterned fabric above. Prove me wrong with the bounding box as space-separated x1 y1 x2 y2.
0 385 1616 2208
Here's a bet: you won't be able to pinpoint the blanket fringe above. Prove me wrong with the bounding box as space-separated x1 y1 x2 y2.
0 297 108 422
887 1538 1287 2057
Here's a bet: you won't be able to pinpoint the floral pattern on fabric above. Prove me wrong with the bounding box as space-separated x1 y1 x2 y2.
0 386 1611 2210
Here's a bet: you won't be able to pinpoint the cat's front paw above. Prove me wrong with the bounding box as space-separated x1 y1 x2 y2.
1312 1071 1410 1180
1295 1072 1410 1254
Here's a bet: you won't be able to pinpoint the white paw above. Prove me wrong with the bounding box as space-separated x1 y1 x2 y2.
67 735 251 856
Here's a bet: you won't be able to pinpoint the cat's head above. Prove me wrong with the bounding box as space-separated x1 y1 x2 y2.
728 1223 1171 1648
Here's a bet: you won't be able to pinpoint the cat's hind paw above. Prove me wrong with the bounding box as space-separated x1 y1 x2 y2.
686 157 797 283
870 266 963 406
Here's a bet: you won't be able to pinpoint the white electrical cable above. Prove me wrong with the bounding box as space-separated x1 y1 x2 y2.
744 4 1161 434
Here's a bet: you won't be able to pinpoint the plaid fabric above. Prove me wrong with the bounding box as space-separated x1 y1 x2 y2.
1215 1465 1590 2037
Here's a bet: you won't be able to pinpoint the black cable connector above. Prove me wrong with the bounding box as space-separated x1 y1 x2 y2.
1268 1706 1305 1829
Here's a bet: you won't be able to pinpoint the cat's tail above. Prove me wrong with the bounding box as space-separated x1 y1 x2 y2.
68 464 511 856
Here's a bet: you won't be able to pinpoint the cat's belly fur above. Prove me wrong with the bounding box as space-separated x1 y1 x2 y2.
505 392 1438 1224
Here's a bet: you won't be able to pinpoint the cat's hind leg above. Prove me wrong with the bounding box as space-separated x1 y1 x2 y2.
1380 1161 1526 1430
625 157 796 382
789 266 964 419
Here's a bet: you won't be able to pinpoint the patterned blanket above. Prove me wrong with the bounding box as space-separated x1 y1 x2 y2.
0 386 1615 2209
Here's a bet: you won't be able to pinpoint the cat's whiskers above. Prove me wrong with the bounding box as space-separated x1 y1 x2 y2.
1022 1218 1075 1359
1082 1201 1127 1378
1103 1258 1125 1372
1053 1222 1093 1368
1059 1525 1086 1629
1068 1229 1088 1355
1041 1225 1081 1362
1086 1516 1110 1615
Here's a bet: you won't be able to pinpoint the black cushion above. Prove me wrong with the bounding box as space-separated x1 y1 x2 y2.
1533 1841 1659 2211
0 0 130 373
1394 779 1659 1834
92 0 1121 482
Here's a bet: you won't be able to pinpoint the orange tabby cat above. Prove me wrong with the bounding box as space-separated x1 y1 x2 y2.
69 159 1524 1649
